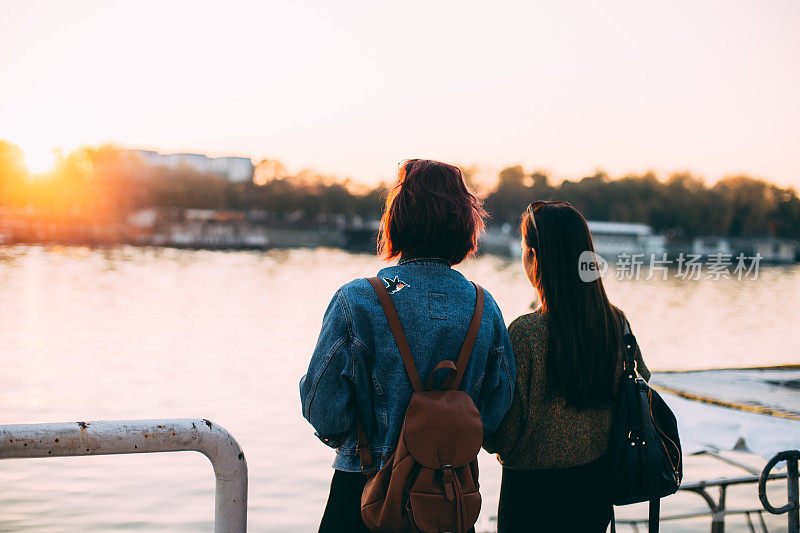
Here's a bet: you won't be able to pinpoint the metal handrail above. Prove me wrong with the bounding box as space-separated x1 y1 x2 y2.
614 450 796 533
614 475 786 533
759 450 799 532
0 418 247 532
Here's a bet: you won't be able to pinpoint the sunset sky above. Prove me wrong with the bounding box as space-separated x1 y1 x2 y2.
1 0 798 186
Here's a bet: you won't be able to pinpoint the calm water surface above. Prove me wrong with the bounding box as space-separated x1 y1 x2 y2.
0 246 798 531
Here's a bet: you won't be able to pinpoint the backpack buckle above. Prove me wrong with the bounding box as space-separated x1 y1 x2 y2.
441 463 456 502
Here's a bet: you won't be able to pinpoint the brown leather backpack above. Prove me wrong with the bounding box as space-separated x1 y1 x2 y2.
357 277 485 533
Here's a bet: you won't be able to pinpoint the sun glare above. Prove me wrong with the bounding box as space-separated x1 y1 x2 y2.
24 146 56 174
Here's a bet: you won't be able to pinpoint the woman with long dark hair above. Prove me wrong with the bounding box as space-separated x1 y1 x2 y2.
484 201 650 532
300 159 515 532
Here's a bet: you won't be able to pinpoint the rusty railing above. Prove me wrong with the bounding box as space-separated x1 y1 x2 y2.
0 418 247 533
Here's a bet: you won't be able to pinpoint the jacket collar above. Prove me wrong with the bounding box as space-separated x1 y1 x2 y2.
397 257 451 267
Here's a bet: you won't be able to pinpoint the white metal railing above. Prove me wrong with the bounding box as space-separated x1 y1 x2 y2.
0 418 247 532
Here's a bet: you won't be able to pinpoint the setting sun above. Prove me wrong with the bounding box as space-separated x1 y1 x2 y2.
23 145 56 174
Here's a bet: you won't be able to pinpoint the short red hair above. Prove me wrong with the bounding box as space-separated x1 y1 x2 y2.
378 159 487 265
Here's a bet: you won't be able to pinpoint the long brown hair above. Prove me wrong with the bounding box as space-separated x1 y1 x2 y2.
521 201 622 409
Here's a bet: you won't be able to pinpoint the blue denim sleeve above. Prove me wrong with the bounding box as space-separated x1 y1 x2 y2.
299 289 355 449
475 297 516 435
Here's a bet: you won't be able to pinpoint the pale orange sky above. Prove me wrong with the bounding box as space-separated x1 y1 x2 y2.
1 0 798 186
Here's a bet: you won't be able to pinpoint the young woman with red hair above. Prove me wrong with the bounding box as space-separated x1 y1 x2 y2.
300 159 515 532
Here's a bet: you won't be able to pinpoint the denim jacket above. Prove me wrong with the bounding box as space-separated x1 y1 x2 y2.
299 258 516 472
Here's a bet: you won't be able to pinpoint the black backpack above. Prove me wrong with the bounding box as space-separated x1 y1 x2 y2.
609 320 682 533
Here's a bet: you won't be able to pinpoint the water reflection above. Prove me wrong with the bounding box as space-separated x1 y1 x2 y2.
0 246 797 531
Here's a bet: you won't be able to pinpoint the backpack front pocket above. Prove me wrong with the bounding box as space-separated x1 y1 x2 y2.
407 488 481 533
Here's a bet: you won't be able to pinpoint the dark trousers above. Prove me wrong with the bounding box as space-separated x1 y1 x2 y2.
319 470 371 533
497 456 612 533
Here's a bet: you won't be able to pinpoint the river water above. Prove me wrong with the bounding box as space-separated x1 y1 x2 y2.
0 246 798 532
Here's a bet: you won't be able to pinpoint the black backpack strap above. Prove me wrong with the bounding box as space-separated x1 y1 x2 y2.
622 316 637 371
609 502 659 533
649 498 660 533
613 315 662 533
637 373 661 533
610 317 635 533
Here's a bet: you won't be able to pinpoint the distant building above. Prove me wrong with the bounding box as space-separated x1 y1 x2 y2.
693 236 798 263
586 221 666 258
478 220 667 258
126 207 345 249
126 150 254 182
691 236 732 257
749 238 798 263
129 207 268 248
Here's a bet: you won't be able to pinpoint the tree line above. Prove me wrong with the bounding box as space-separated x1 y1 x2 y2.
484 165 800 239
1 141 798 239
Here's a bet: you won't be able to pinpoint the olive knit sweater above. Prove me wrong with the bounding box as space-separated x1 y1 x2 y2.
483 308 650 470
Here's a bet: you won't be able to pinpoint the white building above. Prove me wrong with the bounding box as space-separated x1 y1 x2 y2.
128 150 254 182
587 220 666 258
478 220 667 258
693 236 798 263
691 236 733 257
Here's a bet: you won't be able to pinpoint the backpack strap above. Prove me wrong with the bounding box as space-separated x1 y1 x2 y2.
610 501 661 533
425 360 457 390
622 316 637 372
358 278 484 475
355 411 375 476
630 311 661 533
451 283 484 390
614 315 661 533
367 277 423 392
